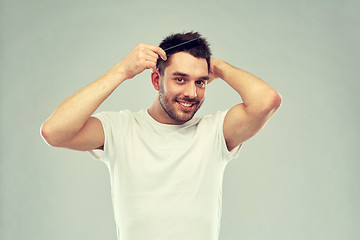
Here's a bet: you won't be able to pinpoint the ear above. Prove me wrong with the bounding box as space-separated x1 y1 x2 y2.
151 70 160 91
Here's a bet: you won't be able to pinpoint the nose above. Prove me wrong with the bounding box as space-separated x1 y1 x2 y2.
183 82 197 98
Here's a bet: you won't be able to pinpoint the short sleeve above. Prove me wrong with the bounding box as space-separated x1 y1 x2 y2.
215 110 242 162
89 110 133 166
88 112 112 164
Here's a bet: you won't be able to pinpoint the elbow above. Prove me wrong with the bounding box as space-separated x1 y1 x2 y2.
40 121 61 147
262 89 282 114
271 89 282 110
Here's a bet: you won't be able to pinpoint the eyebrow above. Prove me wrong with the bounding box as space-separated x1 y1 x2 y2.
172 71 209 81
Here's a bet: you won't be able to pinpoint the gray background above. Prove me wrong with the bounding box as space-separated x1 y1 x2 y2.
1 0 359 239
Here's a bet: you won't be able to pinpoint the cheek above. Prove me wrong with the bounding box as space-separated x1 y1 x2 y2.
197 88 206 99
164 82 182 96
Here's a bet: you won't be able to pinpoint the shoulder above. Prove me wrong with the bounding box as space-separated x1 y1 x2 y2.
93 109 136 120
91 109 144 129
198 110 228 125
194 110 229 135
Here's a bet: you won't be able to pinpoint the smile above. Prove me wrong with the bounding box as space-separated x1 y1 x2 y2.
180 102 192 107
177 101 195 111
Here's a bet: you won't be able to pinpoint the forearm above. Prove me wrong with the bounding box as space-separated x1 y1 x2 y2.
41 63 126 144
213 59 281 114
41 43 165 146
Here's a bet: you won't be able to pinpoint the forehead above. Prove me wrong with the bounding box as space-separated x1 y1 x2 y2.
164 52 208 77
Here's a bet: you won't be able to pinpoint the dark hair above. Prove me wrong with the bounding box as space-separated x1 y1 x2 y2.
156 31 212 75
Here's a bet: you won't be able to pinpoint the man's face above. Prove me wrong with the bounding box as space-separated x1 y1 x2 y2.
158 52 209 124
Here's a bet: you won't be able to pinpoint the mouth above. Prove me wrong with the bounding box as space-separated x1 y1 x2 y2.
176 100 196 111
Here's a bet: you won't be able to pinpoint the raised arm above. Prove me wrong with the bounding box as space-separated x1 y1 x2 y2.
40 44 166 151
209 58 282 151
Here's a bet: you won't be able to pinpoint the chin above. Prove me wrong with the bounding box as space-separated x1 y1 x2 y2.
172 107 200 123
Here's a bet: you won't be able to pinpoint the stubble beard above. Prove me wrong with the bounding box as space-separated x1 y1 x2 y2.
158 85 203 123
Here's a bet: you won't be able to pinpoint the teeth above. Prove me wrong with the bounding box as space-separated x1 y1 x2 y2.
179 102 192 107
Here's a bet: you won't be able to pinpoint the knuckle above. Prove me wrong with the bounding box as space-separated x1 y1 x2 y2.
136 43 145 51
139 59 147 66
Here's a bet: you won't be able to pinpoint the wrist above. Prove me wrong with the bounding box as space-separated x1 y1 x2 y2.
108 62 129 83
212 59 226 79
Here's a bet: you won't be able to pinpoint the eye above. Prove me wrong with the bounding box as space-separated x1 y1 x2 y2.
176 78 185 83
196 80 206 87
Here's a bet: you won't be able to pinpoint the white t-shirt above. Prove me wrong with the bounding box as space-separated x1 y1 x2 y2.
89 109 241 240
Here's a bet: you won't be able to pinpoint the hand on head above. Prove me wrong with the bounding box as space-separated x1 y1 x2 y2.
118 44 167 80
208 58 224 84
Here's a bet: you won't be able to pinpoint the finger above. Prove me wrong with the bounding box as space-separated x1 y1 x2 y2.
154 47 167 61
152 67 160 74
151 66 158 73
144 44 167 61
144 49 160 61
144 60 157 72
144 53 158 64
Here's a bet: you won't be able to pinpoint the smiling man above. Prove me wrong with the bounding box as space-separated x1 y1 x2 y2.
41 32 281 240
150 51 209 124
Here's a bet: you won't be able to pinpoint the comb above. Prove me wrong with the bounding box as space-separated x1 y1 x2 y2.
163 38 200 56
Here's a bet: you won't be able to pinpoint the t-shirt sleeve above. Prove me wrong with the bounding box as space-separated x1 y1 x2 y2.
88 112 109 164
88 111 121 165
215 110 242 162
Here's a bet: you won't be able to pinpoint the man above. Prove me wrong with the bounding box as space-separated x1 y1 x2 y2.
41 32 281 240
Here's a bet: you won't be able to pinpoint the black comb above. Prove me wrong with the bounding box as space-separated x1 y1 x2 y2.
163 38 201 56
